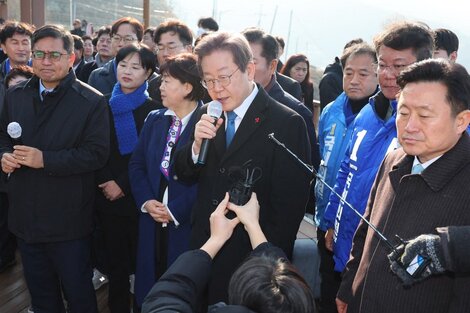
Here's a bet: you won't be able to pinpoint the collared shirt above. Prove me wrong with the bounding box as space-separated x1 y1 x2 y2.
191 83 258 162
412 155 442 172
223 83 258 133
39 79 55 101
141 105 198 226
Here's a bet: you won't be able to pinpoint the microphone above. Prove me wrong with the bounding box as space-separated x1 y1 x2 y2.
197 100 223 165
7 122 23 145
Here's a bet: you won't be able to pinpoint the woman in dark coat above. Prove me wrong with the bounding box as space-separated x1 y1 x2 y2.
128 53 203 309
94 44 158 313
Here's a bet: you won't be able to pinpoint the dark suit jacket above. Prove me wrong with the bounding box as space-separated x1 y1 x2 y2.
276 72 302 101
174 86 311 303
94 97 159 217
77 60 98 83
338 133 470 313
129 107 200 306
0 72 110 243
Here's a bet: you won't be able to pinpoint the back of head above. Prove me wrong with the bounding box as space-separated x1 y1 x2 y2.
154 18 193 46
194 31 253 73
72 34 84 51
0 20 35 44
242 27 279 63
373 21 434 62
228 255 316 313
397 59 470 116
434 28 459 55
197 17 219 32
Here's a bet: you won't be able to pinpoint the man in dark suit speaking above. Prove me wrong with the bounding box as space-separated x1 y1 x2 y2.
175 32 312 304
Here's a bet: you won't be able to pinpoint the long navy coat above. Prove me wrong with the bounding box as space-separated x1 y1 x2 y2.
129 107 199 306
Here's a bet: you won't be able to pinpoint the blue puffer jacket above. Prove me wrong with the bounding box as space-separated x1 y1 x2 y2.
315 92 356 231
323 92 398 272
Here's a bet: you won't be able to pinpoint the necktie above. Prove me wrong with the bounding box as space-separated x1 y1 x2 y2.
160 116 182 179
41 90 49 101
226 111 237 148
411 163 424 174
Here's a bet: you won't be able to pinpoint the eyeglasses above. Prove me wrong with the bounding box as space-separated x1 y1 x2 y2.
155 44 184 53
32 50 69 61
377 63 412 75
111 35 137 44
202 68 239 90
98 37 112 44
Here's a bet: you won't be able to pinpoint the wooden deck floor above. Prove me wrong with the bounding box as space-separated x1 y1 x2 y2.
0 219 316 313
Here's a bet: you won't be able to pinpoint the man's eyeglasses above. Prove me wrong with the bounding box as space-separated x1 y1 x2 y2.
377 63 411 75
202 68 239 90
111 35 137 44
98 37 112 44
32 50 69 61
155 44 184 53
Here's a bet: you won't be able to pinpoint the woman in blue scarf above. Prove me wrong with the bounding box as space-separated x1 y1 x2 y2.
94 44 159 313
129 53 204 310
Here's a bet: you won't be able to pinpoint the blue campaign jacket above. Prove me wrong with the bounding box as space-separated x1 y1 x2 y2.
128 107 199 307
315 92 357 231
323 92 398 272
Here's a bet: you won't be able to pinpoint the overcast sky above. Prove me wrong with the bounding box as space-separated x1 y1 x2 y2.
169 0 469 69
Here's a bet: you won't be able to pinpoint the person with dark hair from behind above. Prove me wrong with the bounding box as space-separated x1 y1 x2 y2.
94 43 159 313
4 64 33 88
142 192 317 313
0 24 110 313
274 35 285 71
281 53 314 111
77 26 113 83
272 36 302 101
433 28 459 63
318 38 364 112
197 16 219 36
72 34 86 77
337 59 470 313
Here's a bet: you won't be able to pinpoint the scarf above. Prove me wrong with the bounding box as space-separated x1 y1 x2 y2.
109 81 149 155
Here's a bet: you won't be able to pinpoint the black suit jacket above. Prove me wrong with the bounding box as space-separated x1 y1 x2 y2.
174 86 311 303
276 72 302 101
0 72 110 243
94 98 159 216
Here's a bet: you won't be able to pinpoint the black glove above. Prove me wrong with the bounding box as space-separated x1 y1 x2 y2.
387 234 446 286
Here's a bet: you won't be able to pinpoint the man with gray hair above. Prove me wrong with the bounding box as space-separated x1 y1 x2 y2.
175 31 311 304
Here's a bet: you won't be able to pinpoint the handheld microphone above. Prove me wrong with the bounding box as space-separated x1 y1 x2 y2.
7 122 23 145
197 100 223 165
267 132 428 278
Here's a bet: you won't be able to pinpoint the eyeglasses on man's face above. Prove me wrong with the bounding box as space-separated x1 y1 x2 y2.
32 50 69 61
155 44 184 54
111 35 137 44
376 62 412 75
202 67 240 90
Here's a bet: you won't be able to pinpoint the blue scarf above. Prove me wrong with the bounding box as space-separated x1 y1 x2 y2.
109 81 149 155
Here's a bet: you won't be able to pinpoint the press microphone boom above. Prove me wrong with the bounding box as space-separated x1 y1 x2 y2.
197 100 223 165
268 132 395 250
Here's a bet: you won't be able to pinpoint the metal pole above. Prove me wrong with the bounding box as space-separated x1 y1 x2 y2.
285 10 293 62
143 0 150 29
269 5 278 34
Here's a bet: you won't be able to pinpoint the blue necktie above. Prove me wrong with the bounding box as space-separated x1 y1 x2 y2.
411 163 424 174
226 111 237 148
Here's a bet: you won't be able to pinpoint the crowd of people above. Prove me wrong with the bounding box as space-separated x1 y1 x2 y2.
0 13 468 313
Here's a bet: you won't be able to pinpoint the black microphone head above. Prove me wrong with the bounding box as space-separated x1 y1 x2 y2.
207 100 223 119
7 122 22 139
